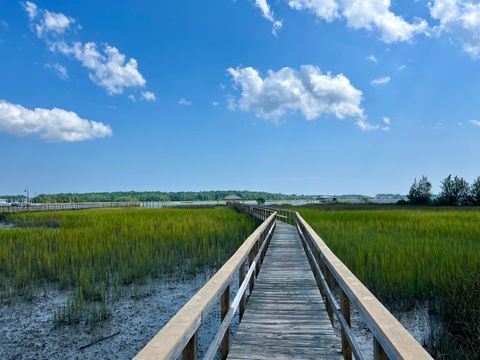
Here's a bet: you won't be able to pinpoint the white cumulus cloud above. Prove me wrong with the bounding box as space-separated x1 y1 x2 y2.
254 0 283 35
227 65 375 130
469 120 480 127
51 41 146 95
23 2 149 96
288 0 428 43
366 54 378 63
23 1 74 38
23 1 38 20
142 91 156 101
0 99 112 142
429 0 480 59
371 76 391 86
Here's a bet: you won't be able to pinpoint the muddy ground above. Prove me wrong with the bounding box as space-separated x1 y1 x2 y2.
1 270 434 360
0 269 237 360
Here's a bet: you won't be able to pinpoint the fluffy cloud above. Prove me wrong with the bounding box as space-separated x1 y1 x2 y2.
371 76 391 86
178 98 192 106
51 41 146 95
24 2 149 96
469 120 480 127
288 0 428 43
288 0 339 22
429 0 480 59
0 100 112 142
141 91 156 101
254 0 283 35
23 1 74 37
23 1 38 20
227 65 374 129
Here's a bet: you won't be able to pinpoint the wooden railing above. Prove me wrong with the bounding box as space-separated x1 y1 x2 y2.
134 208 276 360
134 203 433 360
237 204 432 360
295 212 432 360
0 202 139 214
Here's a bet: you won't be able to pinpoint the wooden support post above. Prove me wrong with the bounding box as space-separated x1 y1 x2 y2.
340 290 352 360
324 266 334 324
255 240 261 277
221 285 230 360
239 261 247 320
248 250 255 293
182 331 197 360
374 339 389 360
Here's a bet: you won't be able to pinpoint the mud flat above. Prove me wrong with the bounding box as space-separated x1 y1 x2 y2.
330 302 438 357
0 270 237 360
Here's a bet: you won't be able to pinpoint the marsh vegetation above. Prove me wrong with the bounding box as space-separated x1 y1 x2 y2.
0 207 257 326
299 205 480 359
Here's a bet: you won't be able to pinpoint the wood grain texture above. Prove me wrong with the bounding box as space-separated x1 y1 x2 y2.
228 221 342 360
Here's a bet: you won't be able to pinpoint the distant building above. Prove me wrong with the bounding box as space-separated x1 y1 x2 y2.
224 195 243 204
316 196 337 204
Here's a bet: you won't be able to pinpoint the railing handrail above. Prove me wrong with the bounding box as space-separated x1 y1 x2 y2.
295 212 432 360
0 202 139 214
134 210 277 360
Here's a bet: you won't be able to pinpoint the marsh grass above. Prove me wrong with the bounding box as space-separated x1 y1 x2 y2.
0 207 257 324
298 204 480 358
298 205 480 304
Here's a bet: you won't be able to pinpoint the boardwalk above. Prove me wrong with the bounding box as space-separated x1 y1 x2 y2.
228 221 342 360
135 205 433 360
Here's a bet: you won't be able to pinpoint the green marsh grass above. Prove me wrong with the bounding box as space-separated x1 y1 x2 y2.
0 207 257 324
298 205 480 358
298 205 480 304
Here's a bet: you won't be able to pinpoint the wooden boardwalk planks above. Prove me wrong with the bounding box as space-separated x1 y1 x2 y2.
228 221 342 360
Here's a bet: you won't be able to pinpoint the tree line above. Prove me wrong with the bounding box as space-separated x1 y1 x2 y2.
30 190 307 203
406 175 480 206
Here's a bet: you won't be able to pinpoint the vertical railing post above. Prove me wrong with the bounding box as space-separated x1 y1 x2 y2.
239 260 247 320
221 285 231 359
182 332 197 360
248 249 255 292
324 266 334 324
254 237 260 277
340 289 352 360
374 339 389 360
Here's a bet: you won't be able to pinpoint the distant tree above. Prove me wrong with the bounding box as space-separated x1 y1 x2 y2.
407 176 432 205
471 177 480 206
256 198 266 205
439 175 470 206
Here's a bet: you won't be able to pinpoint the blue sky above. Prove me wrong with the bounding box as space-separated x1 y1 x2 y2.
0 0 479 196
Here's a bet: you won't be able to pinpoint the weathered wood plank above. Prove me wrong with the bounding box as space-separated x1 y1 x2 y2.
227 221 342 360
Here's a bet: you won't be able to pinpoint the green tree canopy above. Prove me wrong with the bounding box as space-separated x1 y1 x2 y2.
439 175 470 206
407 176 432 205
470 177 480 206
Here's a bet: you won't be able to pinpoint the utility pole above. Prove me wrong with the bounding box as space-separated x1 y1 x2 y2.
25 188 29 211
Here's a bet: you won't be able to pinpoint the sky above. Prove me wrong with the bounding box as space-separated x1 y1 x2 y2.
0 0 479 196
